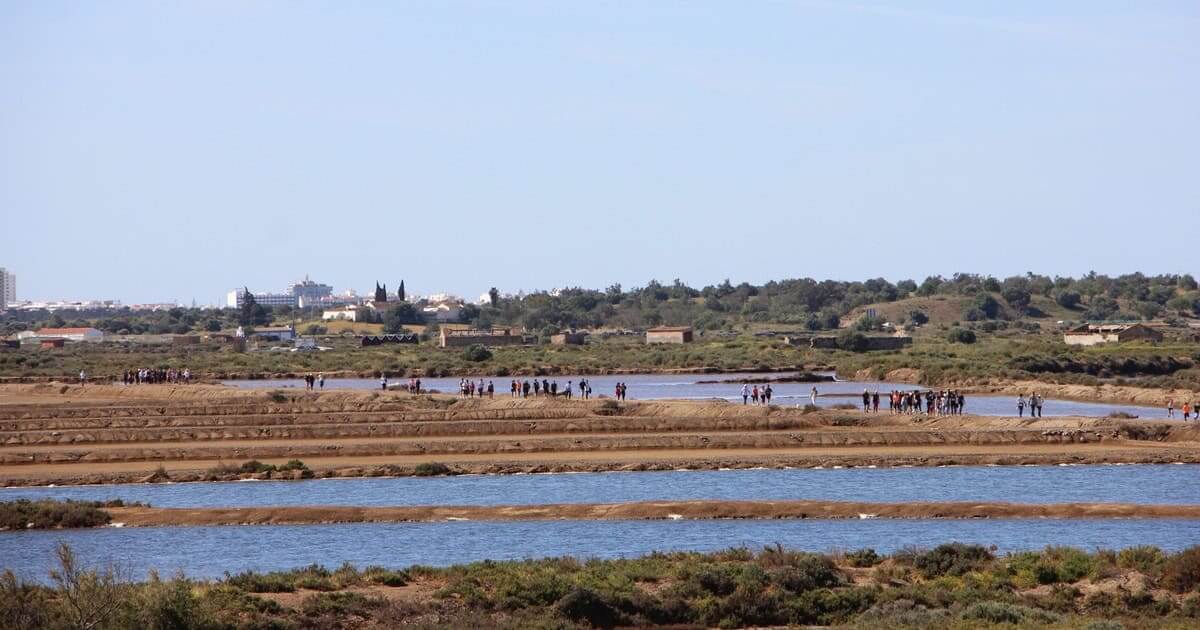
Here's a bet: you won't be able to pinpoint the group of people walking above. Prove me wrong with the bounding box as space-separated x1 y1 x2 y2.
121 368 191 385
507 378 603 399
862 389 966 415
460 378 495 398
740 383 774 405
301 373 324 390
1167 399 1198 420
1016 393 1044 417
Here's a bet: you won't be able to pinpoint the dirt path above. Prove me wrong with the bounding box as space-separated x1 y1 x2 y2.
99 499 1200 527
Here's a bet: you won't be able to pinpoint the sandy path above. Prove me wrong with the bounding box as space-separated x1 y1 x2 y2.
100 499 1200 527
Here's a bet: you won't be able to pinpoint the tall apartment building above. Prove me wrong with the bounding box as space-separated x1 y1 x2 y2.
288 276 332 304
0 268 14 308
225 288 296 308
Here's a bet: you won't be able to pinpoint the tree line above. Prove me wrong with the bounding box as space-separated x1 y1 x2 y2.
2 272 1197 337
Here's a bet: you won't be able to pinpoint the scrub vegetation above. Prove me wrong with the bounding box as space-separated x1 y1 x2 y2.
3 544 1199 629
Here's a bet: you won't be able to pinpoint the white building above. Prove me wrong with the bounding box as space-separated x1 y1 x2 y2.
226 288 296 308
0 268 14 308
322 305 360 322
422 302 463 322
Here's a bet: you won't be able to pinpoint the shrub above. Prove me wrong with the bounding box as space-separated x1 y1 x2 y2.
909 543 993 578
960 601 1060 625
1117 546 1165 574
462 344 493 362
555 587 623 628
413 462 451 477
836 330 869 352
1162 546 1200 593
0 499 112 530
237 460 276 474
845 548 882 568
946 328 976 344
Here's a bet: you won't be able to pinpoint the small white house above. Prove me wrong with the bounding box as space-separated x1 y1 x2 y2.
422 302 462 323
322 306 360 322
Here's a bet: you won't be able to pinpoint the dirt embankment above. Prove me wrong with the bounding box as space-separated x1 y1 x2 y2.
100 499 1200 528
3 384 1199 487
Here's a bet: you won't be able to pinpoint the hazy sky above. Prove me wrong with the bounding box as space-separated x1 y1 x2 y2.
2 1 1198 304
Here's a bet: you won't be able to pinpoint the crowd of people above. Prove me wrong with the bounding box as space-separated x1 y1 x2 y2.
301 373 325 390
506 378 610 399
120 368 191 385
856 389 967 415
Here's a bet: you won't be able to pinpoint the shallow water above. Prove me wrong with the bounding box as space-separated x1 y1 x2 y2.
4 518 1199 581
5 465 1198 507
221 373 1164 418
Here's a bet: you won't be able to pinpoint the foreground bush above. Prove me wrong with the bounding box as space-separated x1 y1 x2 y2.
5 543 1200 629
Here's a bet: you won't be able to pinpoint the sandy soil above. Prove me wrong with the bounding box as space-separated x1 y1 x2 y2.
2 384 1198 487
99 499 1200 527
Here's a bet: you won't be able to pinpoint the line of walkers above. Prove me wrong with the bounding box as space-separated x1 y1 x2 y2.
1016 393 1044 417
459 378 495 398
860 389 967 415
740 383 774 405
301 373 325 390
507 378 606 399
121 368 191 385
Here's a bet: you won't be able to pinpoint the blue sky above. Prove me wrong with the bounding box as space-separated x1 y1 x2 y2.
2 1 1197 304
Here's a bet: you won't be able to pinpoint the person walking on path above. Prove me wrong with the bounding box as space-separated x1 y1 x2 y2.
79 370 87 386
862 389 871 412
810 387 818 407
1183 401 1191 420
380 374 388 390
741 384 749 405
1167 399 1175 418
1017 394 1026 417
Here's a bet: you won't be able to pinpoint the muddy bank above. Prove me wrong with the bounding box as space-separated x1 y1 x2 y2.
95 499 1200 528
6 447 1200 488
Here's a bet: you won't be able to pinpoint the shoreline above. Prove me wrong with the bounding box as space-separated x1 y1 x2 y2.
4 449 1200 488
47 499 1200 529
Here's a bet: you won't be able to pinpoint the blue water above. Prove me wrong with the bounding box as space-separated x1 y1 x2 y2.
4 519 1199 582
220 373 1164 418
5 465 1198 507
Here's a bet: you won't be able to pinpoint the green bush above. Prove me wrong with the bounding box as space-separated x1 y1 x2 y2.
946 328 976 344
908 543 993 578
844 549 881 568
555 587 623 628
836 330 869 352
462 344 493 362
1162 546 1200 593
0 500 112 530
960 600 1060 625
413 462 451 477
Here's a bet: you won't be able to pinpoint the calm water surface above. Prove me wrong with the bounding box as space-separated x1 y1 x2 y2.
221 373 1164 418
4 519 1199 581
5 465 1197 507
